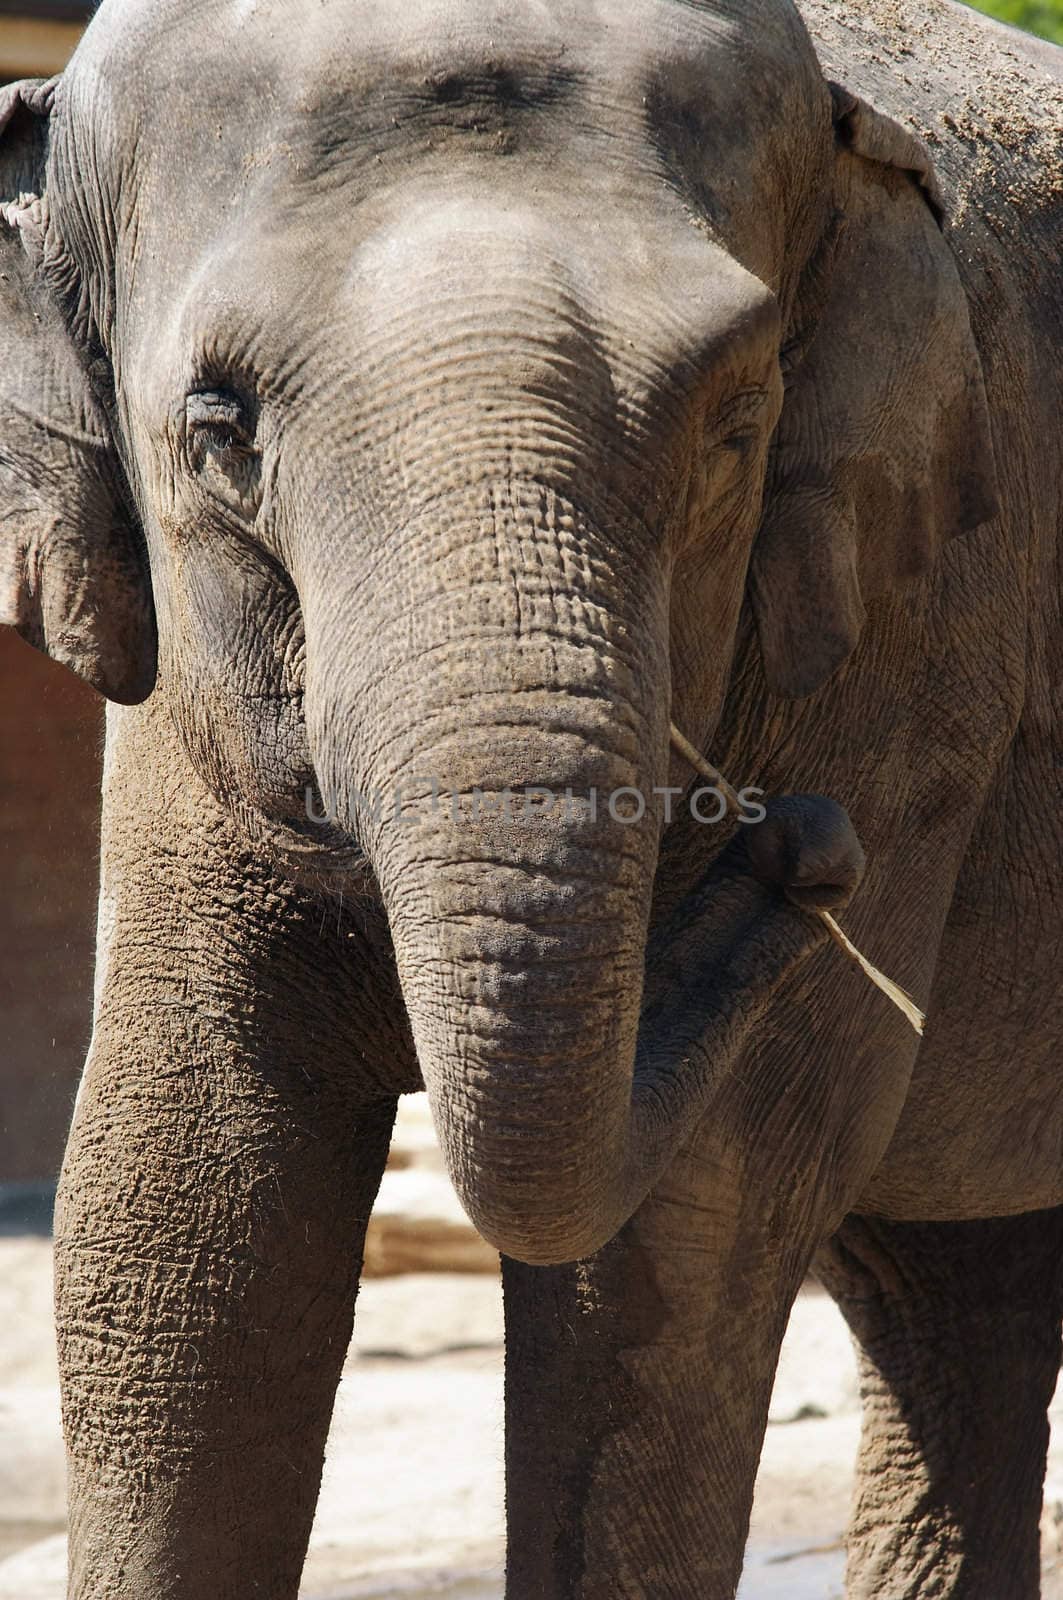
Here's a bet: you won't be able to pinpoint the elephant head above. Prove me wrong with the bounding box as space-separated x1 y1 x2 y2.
0 0 997 1263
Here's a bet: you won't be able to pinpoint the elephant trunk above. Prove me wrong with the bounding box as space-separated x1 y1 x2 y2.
302 486 671 1265
387 815 652 1266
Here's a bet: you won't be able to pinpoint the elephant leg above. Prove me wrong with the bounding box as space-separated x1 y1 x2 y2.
501 1135 814 1600
57 1065 394 1600
54 701 411 1600
817 1209 1063 1600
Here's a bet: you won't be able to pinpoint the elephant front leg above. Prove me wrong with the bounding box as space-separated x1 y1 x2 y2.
501 1136 816 1600
56 1046 394 1600
501 799 873 1596
53 698 412 1600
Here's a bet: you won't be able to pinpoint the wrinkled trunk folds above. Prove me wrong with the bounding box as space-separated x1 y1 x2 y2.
303 483 673 1263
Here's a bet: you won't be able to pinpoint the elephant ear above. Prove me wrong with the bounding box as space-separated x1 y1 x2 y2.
748 82 999 700
0 78 155 704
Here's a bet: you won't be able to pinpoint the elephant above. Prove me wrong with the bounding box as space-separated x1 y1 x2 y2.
1 0 1060 1595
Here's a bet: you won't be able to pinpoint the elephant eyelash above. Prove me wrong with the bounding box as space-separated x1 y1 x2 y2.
718 426 760 454
706 388 770 457
196 430 257 467
708 422 761 460
182 389 264 520
185 389 258 467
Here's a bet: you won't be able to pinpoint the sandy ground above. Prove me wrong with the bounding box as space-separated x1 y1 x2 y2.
0 1240 1060 1599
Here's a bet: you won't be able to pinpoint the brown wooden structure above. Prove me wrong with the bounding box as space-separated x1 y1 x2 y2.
0 2 88 82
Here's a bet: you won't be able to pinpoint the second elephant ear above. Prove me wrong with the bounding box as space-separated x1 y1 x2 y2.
749 82 998 700
0 78 156 704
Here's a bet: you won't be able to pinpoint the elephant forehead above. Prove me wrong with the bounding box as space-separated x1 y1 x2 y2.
73 0 823 177
80 0 812 76
63 0 827 317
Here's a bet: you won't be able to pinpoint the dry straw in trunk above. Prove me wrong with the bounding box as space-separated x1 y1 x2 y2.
669 724 925 1037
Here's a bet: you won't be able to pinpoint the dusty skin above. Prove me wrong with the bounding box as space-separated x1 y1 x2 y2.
0 0 1060 1596
0 1093 1061 1599
0 1241 1061 1597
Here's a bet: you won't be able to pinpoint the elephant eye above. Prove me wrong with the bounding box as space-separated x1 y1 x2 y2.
185 388 262 514
709 387 769 457
719 426 759 456
185 389 257 472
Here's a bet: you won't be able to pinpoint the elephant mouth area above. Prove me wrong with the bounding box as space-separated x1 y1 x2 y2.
230 786 378 895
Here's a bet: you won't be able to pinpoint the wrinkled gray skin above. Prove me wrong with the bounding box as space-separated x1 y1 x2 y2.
1 0 1061 1595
